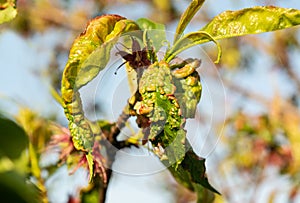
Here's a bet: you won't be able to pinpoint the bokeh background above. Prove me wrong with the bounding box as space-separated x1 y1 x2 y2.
1 0 300 202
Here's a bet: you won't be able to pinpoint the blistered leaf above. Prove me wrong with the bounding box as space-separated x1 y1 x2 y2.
165 31 221 63
174 0 205 43
62 15 123 98
61 15 140 182
62 17 139 91
76 19 140 88
201 6 300 40
0 1 17 25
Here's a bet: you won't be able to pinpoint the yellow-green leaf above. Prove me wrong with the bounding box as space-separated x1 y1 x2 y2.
201 6 300 40
165 31 221 63
174 0 205 43
60 15 141 181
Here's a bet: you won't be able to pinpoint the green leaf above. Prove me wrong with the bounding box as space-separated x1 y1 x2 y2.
174 0 205 43
193 183 215 203
0 171 39 203
74 19 140 89
75 39 115 89
60 15 140 182
166 146 220 199
136 18 166 53
201 6 300 40
165 31 221 63
136 18 165 31
0 1 17 25
62 15 124 99
182 150 220 194
0 117 28 160
61 15 139 148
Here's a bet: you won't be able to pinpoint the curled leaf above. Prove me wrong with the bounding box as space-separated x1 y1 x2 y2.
60 15 140 182
201 6 300 39
77 19 140 88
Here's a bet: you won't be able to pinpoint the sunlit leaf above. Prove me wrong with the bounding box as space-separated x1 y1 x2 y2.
62 16 140 90
165 31 221 63
61 15 141 182
174 0 205 43
201 6 300 40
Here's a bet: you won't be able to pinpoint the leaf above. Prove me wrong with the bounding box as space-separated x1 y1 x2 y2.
86 152 94 181
77 19 139 89
0 1 17 25
60 15 141 182
0 116 28 160
0 171 39 203
174 0 205 43
136 18 166 53
61 15 139 145
166 146 220 199
165 31 221 63
201 6 300 40
136 18 165 31
182 150 220 194
193 183 215 203
62 15 123 101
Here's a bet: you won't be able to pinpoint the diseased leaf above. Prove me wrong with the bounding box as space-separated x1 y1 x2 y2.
62 15 124 100
174 0 205 43
76 19 139 88
61 15 140 182
164 129 186 167
0 1 17 25
201 6 300 40
136 61 186 166
165 31 221 63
